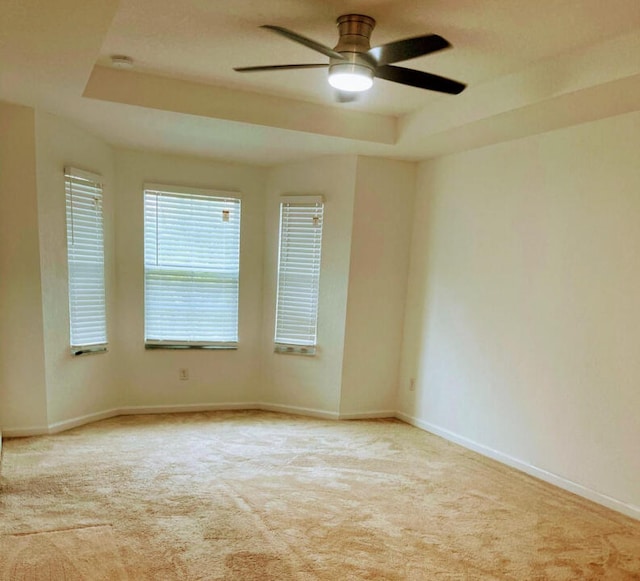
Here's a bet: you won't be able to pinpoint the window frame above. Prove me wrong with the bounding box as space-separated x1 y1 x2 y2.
143 183 242 350
64 166 108 356
273 195 324 356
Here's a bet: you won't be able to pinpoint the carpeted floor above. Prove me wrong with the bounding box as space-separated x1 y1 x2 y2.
1 411 639 580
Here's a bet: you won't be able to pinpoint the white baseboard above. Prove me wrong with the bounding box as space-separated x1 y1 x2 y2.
3 424 51 437
2 402 331 437
2 403 392 435
395 411 640 522
119 402 260 415
338 410 396 420
2 404 391 438
48 408 121 434
2 403 259 437
258 402 339 420
2 402 336 438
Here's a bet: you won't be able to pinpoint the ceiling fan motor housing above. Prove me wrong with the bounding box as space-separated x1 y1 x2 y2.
330 14 377 88
333 15 376 65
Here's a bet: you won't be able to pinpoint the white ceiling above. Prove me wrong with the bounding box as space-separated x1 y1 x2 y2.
1 0 639 165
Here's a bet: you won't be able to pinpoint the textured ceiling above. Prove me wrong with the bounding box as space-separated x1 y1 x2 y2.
1 0 639 164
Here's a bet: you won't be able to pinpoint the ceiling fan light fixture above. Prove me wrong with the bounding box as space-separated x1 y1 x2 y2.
236 15 466 99
328 63 373 92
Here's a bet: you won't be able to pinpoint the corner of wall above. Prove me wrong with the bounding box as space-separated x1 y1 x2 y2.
339 157 417 416
0 101 49 431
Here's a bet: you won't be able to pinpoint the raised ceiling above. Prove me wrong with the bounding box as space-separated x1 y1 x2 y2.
1 0 639 164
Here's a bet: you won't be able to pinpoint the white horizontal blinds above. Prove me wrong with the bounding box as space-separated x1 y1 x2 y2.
144 186 241 345
65 168 107 350
274 197 324 348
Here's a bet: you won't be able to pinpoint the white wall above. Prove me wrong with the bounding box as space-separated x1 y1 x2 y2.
0 102 49 433
114 149 266 408
262 156 358 416
339 157 415 416
35 111 118 426
399 111 640 514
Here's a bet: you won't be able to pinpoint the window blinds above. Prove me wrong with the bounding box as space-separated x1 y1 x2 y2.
144 185 241 347
65 167 107 352
274 196 324 353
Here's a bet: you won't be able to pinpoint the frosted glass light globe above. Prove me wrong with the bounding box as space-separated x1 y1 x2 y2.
328 63 374 92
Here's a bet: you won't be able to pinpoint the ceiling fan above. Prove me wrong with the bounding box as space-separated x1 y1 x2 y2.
234 14 466 101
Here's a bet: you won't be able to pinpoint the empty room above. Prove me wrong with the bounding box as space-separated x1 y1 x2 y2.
1 0 639 578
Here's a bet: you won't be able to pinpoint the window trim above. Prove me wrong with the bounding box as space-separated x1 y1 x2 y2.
144 341 237 351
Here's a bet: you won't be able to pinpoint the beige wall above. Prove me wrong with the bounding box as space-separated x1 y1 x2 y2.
262 156 358 416
0 102 48 432
399 111 640 513
114 149 266 408
35 111 118 426
339 157 415 416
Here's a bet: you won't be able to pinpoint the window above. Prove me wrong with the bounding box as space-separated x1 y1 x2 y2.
65 167 107 354
274 196 324 355
144 184 241 348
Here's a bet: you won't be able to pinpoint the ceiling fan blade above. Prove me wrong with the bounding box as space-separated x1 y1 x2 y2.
334 90 359 103
261 25 346 61
369 34 450 66
234 64 328 72
375 65 466 94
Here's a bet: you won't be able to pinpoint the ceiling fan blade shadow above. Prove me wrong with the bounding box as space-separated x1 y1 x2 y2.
369 34 450 66
261 25 346 60
234 64 328 72
376 65 466 94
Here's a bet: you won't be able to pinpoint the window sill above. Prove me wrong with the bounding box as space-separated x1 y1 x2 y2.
274 344 316 356
71 345 108 356
145 343 238 351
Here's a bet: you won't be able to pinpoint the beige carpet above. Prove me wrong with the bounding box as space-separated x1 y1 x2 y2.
1 525 127 580
0 411 639 580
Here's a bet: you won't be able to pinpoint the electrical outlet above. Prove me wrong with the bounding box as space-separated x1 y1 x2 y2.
179 368 189 381
409 378 416 391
